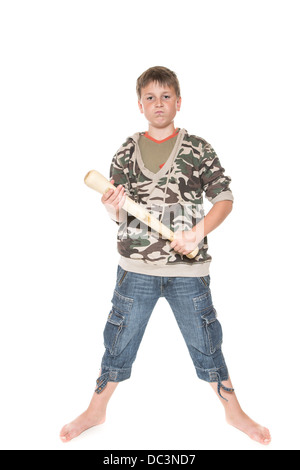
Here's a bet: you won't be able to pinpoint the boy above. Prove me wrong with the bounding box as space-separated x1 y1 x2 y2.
60 66 271 445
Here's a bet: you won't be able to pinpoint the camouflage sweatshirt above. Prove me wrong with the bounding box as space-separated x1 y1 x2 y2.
109 128 233 277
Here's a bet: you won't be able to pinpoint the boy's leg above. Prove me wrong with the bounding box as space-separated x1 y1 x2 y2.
164 275 271 445
60 267 160 442
60 376 118 443
210 377 271 445
164 275 230 392
95 268 160 394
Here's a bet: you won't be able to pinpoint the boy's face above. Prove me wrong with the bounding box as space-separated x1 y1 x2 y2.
138 81 181 130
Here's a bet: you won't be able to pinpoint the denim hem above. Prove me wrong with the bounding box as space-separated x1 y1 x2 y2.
195 366 234 401
95 367 132 394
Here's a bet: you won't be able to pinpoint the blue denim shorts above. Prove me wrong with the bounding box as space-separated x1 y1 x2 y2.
96 265 233 400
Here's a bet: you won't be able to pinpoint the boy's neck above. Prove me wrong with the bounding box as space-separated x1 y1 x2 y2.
147 123 176 141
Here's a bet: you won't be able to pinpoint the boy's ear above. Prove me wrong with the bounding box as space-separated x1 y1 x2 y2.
138 100 144 114
176 97 182 111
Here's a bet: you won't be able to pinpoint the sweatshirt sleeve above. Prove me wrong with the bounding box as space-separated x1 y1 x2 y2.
200 143 234 205
109 152 131 190
108 148 132 224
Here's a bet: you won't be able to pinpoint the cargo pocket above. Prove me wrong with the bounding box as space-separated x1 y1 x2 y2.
103 290 134 357
201 308 223 354
193 291 223 355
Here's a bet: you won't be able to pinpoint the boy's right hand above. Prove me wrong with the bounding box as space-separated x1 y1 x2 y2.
101 179 126 215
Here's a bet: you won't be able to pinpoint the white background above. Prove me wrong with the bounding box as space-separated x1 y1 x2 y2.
0 0 299 451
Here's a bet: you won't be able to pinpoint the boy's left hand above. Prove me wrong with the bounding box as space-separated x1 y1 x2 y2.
170 230 199 256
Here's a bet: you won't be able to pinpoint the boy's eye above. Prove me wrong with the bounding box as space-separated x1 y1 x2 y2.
145 95 171 101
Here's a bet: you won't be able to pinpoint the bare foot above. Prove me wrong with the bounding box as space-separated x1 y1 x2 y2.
60 382 119 443
209 379 271 446
226 410 271 445
60 410 106 443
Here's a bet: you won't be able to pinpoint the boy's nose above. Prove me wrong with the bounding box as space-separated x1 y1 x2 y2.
156 99 163 107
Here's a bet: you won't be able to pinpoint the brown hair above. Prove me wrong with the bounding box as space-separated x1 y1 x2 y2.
136 66 181 100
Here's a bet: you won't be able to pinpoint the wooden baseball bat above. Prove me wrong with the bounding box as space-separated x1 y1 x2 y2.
84 170 199 259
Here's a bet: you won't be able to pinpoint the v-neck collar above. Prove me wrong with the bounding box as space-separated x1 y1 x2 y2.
144 128 180 143
136 128 186 181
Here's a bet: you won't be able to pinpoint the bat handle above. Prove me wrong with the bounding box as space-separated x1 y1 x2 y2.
186 247 199 259
169 233 199 259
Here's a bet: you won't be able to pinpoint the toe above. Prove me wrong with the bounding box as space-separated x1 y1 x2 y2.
251 427 271 445
60 431 73 443
60 425 71 443
263 429 272 445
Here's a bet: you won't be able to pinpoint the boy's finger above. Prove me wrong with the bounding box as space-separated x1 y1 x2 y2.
105 188 125 208
116 193 126 210
117 190 126 208
102 188 115 201
109 185 124 202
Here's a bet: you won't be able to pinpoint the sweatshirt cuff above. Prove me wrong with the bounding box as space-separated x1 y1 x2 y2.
209 190 234 205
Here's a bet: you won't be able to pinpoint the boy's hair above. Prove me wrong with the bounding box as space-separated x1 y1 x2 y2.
136 66 181 100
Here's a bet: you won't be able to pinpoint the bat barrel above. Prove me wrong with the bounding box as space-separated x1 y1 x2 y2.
84 170 115 195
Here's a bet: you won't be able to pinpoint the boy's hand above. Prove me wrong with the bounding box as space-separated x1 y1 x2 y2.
170 201 233 256
101 179 126 219
170 230 200 256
